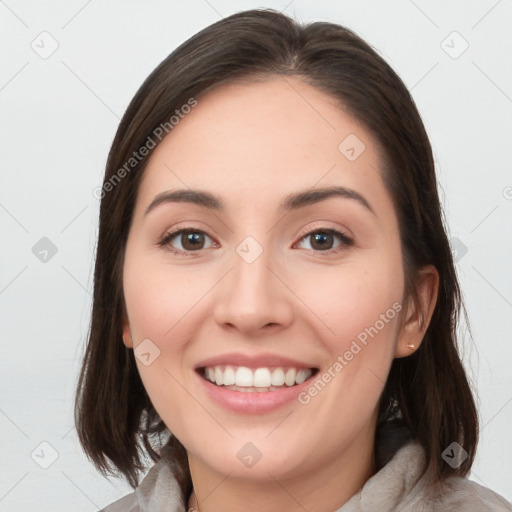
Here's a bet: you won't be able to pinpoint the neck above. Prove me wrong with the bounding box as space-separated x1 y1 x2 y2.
186 424 376 512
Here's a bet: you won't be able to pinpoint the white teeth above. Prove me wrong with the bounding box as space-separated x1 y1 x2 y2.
215 367 223 386
271 368 285 386
253 368 272 387
203 365 313 389
235 366 253 387
284 368 296 386
295 369 309 384
223 365 236 386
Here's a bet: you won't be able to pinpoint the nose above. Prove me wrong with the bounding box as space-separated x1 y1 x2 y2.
213 241 294 336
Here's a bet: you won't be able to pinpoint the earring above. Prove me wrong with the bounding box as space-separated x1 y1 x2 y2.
406 343 415 350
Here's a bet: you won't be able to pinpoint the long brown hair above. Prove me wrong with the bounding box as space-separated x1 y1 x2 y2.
75 8 478 489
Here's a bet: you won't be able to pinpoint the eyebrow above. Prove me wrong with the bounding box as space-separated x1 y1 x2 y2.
144 186 375 216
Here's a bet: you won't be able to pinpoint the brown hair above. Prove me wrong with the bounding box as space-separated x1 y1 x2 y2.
75 8 478 489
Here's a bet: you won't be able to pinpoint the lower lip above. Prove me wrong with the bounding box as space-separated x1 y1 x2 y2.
195 370 317 414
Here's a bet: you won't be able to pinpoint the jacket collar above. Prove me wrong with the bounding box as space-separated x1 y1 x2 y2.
134 420 426 512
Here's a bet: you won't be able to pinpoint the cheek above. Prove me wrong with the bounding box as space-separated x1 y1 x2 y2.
122 254 216 422
297 260 404 348
293 258 404 413
123 254 211 342
124 267 196 432
292 268 403 430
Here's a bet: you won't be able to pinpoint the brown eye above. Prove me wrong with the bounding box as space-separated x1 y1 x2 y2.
159 229 215 255
296 228 353 254
309 232 335 251
180 231 206 250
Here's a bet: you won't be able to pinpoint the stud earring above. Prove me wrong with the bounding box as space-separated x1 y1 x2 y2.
406 343 415 350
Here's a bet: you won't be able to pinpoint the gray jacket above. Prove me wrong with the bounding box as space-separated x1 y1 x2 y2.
100 424 512 512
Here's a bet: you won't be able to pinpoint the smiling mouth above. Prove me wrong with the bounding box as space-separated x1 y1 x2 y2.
198 365 319 392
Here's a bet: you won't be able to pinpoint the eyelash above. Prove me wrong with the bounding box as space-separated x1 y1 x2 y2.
158 226 353 257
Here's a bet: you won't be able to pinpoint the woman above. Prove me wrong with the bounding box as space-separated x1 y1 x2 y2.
75 8 512 512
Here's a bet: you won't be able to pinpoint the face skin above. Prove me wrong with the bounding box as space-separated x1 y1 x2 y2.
121 76 438 512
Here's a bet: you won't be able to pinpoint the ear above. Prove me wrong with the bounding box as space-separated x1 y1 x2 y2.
395 265 439 358
122 312 133 349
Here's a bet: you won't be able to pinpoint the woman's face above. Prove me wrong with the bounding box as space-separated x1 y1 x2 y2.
122 77 421 482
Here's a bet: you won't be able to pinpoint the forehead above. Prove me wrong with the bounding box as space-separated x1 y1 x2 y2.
134 76 391 219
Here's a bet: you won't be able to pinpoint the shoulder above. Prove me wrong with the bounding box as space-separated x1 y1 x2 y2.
360 435 512 512
98 492 139 512
415 475 512 511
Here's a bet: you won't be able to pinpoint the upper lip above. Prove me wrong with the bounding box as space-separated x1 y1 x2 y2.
195 352 318 370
